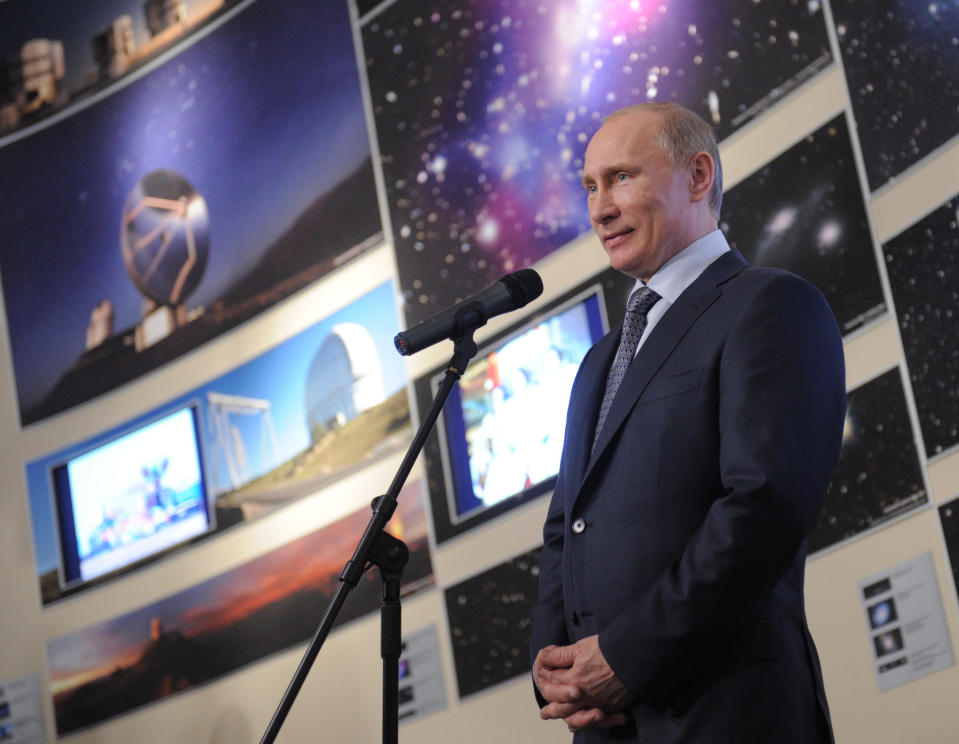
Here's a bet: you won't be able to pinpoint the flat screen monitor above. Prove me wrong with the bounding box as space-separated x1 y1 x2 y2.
436 288 606 524
51 404 212 588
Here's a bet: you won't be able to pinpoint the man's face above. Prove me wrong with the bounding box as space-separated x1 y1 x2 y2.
582 111 696 281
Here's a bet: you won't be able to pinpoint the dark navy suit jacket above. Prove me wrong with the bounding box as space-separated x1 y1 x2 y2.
531 250 846 743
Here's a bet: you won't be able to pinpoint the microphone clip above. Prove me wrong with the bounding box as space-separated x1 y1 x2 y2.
450 300 489 338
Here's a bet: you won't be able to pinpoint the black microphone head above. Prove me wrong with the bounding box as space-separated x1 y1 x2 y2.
392 268 544 356
394 333 411 355
501 268 544 307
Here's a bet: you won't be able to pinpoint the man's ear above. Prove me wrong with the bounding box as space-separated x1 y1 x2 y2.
687 151 714 204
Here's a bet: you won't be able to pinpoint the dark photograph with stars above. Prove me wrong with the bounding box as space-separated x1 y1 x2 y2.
0 0 382 426
808 366 927 557
830 0 959 192
883 194 959 459
444 547 540 699
720 114 886 336
362 0 832 326
938 496 959 611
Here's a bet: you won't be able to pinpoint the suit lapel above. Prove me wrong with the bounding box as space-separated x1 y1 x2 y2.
562 332 618 500
576 251 749 502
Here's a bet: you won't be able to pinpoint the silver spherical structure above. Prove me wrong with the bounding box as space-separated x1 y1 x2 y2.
121 169 210 306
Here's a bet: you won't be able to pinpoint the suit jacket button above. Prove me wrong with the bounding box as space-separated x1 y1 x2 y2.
571 518 586 534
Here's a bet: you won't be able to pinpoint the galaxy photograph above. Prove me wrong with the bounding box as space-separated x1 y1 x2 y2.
830 0 959 191
361 0 832 326
721 114 886 336
808 366 927 556
444 547 540 698
0 0 382 425
883 193 959 459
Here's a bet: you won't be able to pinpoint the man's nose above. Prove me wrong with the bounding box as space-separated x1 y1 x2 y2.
589 189 618 224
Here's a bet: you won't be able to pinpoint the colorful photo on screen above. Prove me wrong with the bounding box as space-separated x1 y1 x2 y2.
437 289 605 522
52 406 210 587
417 268 635 544
27 281 409 605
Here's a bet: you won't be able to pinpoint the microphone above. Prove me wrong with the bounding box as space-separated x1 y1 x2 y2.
394 269 544 356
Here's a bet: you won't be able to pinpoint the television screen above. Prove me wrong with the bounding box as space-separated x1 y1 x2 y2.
52 404 212 588
436 288 606 523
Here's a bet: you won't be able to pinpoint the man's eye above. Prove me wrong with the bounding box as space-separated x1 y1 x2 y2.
615 172 629 182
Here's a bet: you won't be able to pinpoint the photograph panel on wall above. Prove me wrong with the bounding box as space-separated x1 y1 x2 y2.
416 267 637 545
444 547 540 699
830 0 959 191
396 624 449 725
0 0 247 138
720 113 886 336
45 479 434 736
883 193 959 459
0 0 383 425
808 366 928 557
26 281 410 605
354 0 384 20
361 0 832 326
939 496 959 611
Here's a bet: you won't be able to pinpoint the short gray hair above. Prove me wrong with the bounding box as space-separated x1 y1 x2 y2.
606 102 723 218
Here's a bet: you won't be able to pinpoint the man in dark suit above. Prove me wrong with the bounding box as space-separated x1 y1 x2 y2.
529 102 846 743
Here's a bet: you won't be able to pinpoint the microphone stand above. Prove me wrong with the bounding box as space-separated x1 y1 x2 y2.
259 313 483 744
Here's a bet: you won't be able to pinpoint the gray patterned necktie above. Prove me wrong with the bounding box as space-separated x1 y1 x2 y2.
592 286 661 450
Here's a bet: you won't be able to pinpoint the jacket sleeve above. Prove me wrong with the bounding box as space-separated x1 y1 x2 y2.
528 345 601 704
597 272 846 700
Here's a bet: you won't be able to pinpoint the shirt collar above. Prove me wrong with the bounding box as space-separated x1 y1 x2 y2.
637 229 730 303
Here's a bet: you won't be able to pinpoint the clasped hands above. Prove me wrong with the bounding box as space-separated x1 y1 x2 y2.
533 634 634 733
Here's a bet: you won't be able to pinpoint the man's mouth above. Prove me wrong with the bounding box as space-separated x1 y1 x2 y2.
601 228 633 248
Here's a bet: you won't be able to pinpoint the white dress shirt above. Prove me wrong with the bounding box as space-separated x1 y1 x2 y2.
630 229 731 357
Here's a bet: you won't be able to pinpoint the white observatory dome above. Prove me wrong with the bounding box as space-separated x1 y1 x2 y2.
304 322 386 441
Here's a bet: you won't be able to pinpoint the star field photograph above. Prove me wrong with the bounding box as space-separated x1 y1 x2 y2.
883 194 959 459
444 547 540 698
830 0 959 191
720 114 886 336
808 366 927 556
938 496 959 610
362 0 832 326
0 0 382 425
